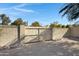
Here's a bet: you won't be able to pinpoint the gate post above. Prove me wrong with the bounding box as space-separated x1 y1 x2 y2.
38 28 40 41
51 28 53 40
17 25 20 45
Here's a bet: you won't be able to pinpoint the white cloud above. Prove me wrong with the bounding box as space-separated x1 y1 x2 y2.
12 4 35 13
0 4 27 10
0 4 35 22
0 4 34 13
13 3 27 8
13 8 34 13
0 3 36 22
0 3 35 15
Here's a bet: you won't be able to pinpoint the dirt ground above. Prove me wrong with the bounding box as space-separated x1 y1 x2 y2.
0 38 79 56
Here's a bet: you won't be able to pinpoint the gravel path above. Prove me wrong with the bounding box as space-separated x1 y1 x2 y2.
0 38 79 56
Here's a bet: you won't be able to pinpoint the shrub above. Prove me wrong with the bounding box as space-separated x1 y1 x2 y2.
65 25 70 28
61 25 66 28
31 21 41 27
50 24 62 28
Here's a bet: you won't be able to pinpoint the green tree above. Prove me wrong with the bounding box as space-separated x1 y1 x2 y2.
11 18 27 26
65 25 70 28
50 23 62 28
31 21 41 27
50 21 62 28
61 25 66 28
50 24 56 28
45 25 49 27
59 3 79 21
0 14 11 25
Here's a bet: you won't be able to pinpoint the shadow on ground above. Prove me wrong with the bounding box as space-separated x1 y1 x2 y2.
0 38 79 56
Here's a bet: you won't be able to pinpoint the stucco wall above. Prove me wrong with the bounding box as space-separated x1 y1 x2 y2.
70 27 79 37
39 28 52 41
0 25 79 47
52 28 69 40
22 27 52 43
0 25 18 47
22 27 70 43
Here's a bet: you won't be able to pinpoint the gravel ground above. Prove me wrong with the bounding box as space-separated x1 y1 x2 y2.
0 38 79 56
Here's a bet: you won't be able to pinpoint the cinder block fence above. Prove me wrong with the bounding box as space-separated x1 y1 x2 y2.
0 25 79 48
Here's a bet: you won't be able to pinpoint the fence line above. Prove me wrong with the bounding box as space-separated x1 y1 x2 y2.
0 25 79 48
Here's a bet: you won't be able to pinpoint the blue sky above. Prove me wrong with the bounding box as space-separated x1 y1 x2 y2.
0 3 70 26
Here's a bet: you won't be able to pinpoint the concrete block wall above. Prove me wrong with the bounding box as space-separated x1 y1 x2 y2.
0 25 79 47
52 28 69 40
23 27 39 43
70 27 79 37
0 25 18 47
22 27 52 43
23 27 70 43
39 28 52 41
